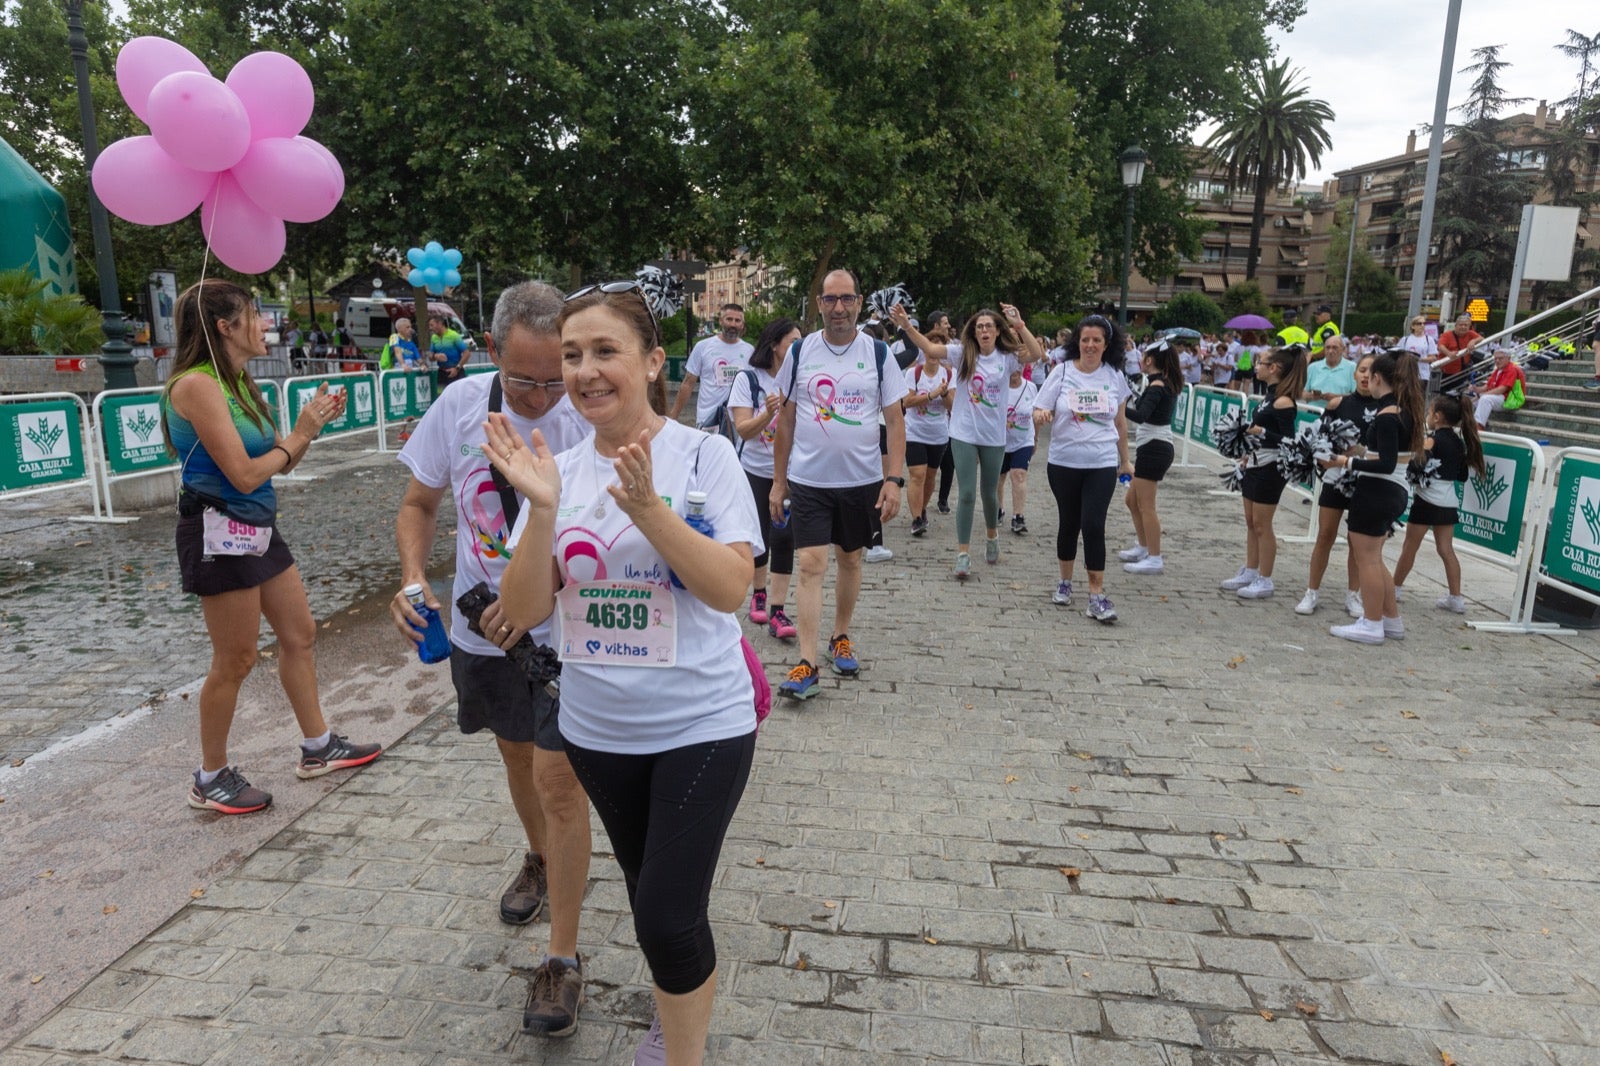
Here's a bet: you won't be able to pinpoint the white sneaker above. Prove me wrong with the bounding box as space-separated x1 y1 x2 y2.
1219 566 1258 591
1117 544 1148 562
1123 555 1164 575
1436 594 1467 614
1330 618 1385 645
1344 590 1364 618
865 545 894 563
1237 576 1275 600
1294 589 1320 615
1382 615 1405 640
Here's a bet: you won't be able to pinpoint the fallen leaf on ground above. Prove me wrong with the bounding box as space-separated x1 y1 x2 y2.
1004 774 1018 784
39 870 52 879
1068 785 1080 793
1213 833 1228 841
1059 867 1082 879
1075 752 1092 761
1226 655 1245 669
754 857 765 866
1401 710 1419 719
1258 1009 1275 1021
1374 746 1389 753
29 975 42 984
1285 787 1303 795
924 936 939 944
795 957 808 971
822 901 836 909
1295 1001 1318 1016
190 888 204 899
73 540 91 547
103 905 117 915
9 759 22 768
1332 766 1345 773
1440 1053 1457 1066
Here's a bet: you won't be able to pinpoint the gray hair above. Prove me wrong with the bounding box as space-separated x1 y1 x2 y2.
490 281 564 352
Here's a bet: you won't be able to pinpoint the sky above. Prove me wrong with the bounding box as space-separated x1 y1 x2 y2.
1266 0 1590 183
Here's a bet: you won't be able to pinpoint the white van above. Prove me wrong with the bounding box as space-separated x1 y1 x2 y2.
340 297 471 352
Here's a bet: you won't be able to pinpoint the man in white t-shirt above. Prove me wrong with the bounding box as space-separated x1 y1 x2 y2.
668 303 754 428
770 269 908 700
390 282 594 1037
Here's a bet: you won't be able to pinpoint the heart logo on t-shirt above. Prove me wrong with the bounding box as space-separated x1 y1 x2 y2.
585 639 602 654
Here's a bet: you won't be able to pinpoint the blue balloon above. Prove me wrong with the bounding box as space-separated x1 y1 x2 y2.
425 240 443 256
443 248 463 269
407 267 425 288
406 247 426 268
423 266 442 286
444 268 462 288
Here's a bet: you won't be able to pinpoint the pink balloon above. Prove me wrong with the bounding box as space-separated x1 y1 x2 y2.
295 137 345 202
91 137 213 226
200 174 286 275
146 71 252 173
232 138 341 223
225 52 314 140
116 36 208 124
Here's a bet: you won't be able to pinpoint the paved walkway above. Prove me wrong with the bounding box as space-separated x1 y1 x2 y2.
7 428 1600 1065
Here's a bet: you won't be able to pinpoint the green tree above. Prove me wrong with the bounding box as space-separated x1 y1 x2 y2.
1433 45 1537 298
1219 280 1271 319
695 0 1093 320
1151 291 1224 333
1058 0 1306 287
1204 58 1333 281
1325 202 1400 316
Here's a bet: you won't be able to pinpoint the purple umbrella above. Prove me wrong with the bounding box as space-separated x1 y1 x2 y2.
1224 314 1274 331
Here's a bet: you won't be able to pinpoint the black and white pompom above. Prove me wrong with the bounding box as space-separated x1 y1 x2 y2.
866 284 915 321
1324 466 1358 498
1218 464 1246 493
1408 456 1443 492
1319 417 1362 458
1211 408 1257 460
633 265 685 320
1277 422 1321 484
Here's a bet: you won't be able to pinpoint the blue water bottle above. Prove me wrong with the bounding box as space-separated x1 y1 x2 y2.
403 583 451 664
671 491 714 588
773 497 791 530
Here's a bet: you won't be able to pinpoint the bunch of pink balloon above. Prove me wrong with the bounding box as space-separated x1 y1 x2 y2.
91 37 344 275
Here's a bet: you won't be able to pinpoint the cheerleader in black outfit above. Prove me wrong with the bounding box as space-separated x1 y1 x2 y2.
1392 394 1485 615
1295 352 1380 617
1322 351 1425 644
1219 345 1307 600
1119 339 1182 575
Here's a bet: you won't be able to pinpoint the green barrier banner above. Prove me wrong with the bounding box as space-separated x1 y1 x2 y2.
1170 388 1189 435
1453 439 1534 558
380 370 434 421
1 400 86 491
261 381 281 426
287 374 378 437
99 393 173 475
1542 454 1600 592
1189 390 1250 448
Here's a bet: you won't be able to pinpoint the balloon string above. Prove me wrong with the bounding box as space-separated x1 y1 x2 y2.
198 179 219 377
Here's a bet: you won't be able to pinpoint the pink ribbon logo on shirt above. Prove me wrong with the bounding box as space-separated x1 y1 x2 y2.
809 376 863 428
969 372 996 408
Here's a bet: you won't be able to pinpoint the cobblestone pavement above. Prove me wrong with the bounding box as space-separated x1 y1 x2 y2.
0 435 454 764
9 429 1600 1065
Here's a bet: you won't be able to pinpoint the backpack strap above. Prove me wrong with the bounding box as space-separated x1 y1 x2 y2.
486 375 522 530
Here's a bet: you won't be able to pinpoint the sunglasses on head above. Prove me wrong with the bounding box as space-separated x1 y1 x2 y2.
564 280 660 343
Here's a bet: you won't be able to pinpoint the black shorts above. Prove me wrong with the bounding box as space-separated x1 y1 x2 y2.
1001 445 1035 474
1317 481 1351 511
1133 440 1174 482
1346 480 1409 537
176 514 296 597
1408 498 1459 528
449 646 562 749
1240 466 1288 505
790 480 881 553
906 440 947 470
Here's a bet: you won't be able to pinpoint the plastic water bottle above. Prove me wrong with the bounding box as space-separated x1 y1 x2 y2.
402 583 451 664
773 497 791 530
671 491 714 589
1118 473 1132 485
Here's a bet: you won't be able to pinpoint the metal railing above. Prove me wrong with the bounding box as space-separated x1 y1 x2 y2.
1435 283 1600 395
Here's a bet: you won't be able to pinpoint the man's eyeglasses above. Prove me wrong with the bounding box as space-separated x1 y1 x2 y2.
565 280 659 343
501 372 566 396
818 294 860 309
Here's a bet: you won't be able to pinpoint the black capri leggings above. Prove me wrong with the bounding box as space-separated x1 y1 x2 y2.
744 471 794 574
1046 464 1118 571
563 731 756 995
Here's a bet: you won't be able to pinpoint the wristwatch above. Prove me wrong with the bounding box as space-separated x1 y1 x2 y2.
885 476 906 488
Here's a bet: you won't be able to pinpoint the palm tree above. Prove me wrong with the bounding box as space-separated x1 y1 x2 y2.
1205 60 1335 281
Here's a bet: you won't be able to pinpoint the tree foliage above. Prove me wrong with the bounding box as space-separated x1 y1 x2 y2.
1324 202 1400 315
1219 280 1271 319
1151 291 1224 333
1060 0 1305 287
1205 58 1333 281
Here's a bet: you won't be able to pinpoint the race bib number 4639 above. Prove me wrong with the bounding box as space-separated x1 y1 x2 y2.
556 581 677 667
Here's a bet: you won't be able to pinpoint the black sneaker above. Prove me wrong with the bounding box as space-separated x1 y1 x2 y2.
936 500 951 514
188 767 272 815
295 734 382 780
910 515 927 537
523 953 584 1037
1011 514 1027 534
501 851 548 925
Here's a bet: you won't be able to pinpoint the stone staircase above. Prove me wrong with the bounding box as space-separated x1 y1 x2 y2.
1486 358 1600 449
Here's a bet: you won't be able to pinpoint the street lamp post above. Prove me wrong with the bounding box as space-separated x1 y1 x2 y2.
1339 193 1360 331
1118 145 1149 330
65 0 135 391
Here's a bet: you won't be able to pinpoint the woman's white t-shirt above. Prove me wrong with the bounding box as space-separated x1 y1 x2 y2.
507 420 763 755
946 343 1020 447
1035 361 1132 469
727 365 782 479
1398 332 1437 381
1005 380 1038 452
903 363 952 446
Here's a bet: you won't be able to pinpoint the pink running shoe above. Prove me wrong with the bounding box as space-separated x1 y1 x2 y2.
748 590 769 625
767 607 797 640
